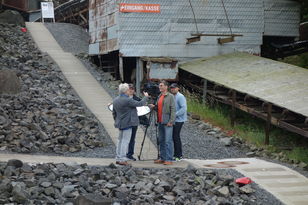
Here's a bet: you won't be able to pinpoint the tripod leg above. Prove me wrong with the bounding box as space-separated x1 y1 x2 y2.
138 126 148 160
138 110 153 160
156 122 160 159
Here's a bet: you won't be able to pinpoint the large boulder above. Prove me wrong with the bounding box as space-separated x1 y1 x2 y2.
0 69 21 94
0 10 25 27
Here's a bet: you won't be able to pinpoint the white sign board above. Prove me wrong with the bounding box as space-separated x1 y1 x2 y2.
41 2 54 18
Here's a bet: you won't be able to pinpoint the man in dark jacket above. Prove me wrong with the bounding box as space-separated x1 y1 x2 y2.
112 83 149 165
126 84 150 161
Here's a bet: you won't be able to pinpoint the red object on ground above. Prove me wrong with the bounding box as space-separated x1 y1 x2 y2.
21 27 27 32
235 177 253 185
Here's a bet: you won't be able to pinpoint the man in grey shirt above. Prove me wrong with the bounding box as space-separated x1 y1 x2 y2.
112 83 149 165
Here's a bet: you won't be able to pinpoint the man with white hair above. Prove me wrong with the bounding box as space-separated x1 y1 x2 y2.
112 83 149 166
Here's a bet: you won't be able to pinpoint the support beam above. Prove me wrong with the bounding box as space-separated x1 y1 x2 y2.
136 58 142 97
202 79 207 104
119 56 124 82
231 90 236 127
79 13 87 24
98 55 102 69
265 103 272 145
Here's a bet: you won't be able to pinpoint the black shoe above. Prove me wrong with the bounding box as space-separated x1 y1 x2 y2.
127 156 136 161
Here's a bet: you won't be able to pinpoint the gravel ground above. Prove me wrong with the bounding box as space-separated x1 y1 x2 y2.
45 23 89 54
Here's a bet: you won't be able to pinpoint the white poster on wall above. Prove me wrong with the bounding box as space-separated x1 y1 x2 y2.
41 2 54 18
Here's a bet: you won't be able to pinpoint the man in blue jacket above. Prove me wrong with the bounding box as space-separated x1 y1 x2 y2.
170 83 187 161
112 83 149 166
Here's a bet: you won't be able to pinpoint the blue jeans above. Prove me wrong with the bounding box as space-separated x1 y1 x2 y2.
158 123 173 161
116 128 132 162
127 126 138 158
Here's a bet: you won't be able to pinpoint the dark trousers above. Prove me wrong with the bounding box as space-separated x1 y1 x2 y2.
127 126 138 158
172 122 184 158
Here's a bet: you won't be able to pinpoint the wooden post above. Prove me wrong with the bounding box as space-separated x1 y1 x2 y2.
136 58 142 97
231 90 236 127
119 56 124 82
265 103 272 145
202 79 207 104
98 55 102 69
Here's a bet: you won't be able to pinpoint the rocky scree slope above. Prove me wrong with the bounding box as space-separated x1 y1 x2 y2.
0 23 109 154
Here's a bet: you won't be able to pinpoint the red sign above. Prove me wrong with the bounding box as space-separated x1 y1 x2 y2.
119 3 160 13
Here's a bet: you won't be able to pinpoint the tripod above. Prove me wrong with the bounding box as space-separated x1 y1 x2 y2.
138 109 160 160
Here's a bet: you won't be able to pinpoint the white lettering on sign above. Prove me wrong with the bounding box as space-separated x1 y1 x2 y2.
119 3 160 13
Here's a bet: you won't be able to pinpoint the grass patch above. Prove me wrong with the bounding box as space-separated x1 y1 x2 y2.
280 53 308 69
185 92 308 164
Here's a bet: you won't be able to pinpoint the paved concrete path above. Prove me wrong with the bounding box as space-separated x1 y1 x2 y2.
1 153 308 205
25 22 158 160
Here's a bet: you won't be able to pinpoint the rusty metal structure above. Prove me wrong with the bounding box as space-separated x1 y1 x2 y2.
53 0 88 27
0 0 89 25
180 52 308 140
1 0 41 12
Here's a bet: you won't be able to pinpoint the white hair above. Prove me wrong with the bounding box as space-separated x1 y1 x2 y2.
118 83 129 94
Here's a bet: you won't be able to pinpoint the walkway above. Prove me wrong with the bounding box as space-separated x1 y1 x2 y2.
1 153 308 205
25 22 158 160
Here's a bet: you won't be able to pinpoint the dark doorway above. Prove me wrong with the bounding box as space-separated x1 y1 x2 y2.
123 57 137 83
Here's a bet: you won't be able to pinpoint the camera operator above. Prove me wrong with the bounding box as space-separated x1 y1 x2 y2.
126 84 150 161
112 83 149 166
151 80 176 165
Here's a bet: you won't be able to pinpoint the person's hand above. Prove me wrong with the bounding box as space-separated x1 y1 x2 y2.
167 122 173 127
143 91 149 97
148 104 155 109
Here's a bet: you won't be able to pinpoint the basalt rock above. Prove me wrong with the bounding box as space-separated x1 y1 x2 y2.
0 24 106 154
0 10 25 26
0 69 21 94
0 161 271 204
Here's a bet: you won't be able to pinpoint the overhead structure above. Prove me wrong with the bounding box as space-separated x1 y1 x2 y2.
180 52 308 140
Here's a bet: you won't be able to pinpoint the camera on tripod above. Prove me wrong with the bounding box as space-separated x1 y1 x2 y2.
143 82 160 101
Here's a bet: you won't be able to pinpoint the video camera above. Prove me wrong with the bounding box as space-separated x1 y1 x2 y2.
143 82 160 100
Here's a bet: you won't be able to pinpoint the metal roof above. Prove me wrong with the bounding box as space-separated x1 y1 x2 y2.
180 52 308 117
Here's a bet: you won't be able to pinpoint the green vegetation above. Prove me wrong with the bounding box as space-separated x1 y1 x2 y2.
301 1 308 22
186 92 308 164
281 53 308 69
279 2 308 69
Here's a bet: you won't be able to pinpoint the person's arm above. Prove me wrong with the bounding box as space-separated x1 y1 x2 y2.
128 92 149 107
168 95 176 125
176 95 187 116
133 95 141 101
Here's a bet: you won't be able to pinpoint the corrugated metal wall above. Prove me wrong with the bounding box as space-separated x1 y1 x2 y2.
118 0 264 58
89 0 300 57
264 0 300 37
